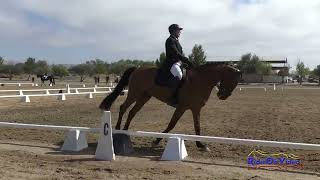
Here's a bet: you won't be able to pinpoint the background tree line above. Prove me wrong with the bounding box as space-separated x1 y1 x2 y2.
1 45 320 85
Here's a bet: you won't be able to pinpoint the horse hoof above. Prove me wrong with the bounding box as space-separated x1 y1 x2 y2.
200 146 211 152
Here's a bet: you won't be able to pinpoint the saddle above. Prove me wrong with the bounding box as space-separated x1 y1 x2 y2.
155 67 187 88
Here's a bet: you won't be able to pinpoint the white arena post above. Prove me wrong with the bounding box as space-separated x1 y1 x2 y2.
58 94 66 101
18 90 24 96
66 84 71 94
95 111 115 161
21 95 30 103
45 89 50 95
273 84 276 91
61 129 88 151
161 137 188 161
87 92 93 99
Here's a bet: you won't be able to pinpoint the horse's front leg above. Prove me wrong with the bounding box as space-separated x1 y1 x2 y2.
192 108 210 152
152 107 185 146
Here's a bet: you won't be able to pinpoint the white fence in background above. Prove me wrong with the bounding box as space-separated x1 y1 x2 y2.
0 85 127 102
0 82 37 87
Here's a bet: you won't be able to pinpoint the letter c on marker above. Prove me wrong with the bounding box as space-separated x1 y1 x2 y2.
103 123 109 136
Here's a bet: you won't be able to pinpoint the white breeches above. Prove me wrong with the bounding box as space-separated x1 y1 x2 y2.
170 62 183 80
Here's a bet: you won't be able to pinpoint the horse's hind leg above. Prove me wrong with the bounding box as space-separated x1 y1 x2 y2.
116 96 136 130
152 107 185 146
123 95 151 130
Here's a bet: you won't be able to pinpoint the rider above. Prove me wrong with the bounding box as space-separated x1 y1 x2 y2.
162 24 194 105
43 73 48 79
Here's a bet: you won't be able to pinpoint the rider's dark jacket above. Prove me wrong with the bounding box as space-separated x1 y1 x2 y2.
161 35 192 72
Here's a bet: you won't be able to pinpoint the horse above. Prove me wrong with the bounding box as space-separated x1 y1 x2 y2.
36 74 55 86
99 63 242 151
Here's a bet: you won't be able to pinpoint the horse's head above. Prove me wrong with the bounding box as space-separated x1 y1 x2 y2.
216 65 242 100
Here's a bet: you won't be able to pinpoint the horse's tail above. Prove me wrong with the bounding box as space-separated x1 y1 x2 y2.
99 67 137 110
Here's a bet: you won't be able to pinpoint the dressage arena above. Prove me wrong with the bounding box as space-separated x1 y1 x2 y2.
0 84 320 179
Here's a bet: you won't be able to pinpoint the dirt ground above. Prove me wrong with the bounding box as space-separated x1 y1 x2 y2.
0 85 320 179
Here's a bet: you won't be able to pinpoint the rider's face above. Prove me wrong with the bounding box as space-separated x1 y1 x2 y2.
174 29 181 38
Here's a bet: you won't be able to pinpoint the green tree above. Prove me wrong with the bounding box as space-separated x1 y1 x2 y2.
52 65 69 79
296 60 309 85
108 59 155 75
36 60 50 74
312 65 320 85
94 59 107 76
256 62 272 75
69 64 94 82
278 68 289 83
0 63 24 80
237 53 272 75
155 52 166 68
0 56 4 65
188 44 207 67
24 57 37 80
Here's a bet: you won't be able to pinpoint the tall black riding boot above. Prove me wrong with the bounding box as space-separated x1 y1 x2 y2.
168 77 181 106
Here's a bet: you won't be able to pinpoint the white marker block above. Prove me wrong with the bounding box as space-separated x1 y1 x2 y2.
21 95 30 103
87 93 93 99
58 94 66 101
66 84 70 94
61 129 88 151
18 90 23 96
95 111 115 161
161 137 188 161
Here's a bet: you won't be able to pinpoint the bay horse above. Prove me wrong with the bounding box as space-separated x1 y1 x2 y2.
37 74 55 86
99 63 241 151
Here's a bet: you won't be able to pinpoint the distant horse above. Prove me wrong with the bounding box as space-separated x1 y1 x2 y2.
99 63 241 151
37 74 55 86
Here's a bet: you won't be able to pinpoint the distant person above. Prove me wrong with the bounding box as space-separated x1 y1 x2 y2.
106 76 109 85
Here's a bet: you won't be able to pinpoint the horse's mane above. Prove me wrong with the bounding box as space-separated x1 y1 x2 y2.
194 62 239 72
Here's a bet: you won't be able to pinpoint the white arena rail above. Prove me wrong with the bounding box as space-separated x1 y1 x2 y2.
0 122 99 132
0 82 36 87
97 112 320 160
0 84 124 102
0 86 114 94
1 111 320 161
0 121 99 152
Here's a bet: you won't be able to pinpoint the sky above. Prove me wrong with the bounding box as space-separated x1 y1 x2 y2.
0 0 319 69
